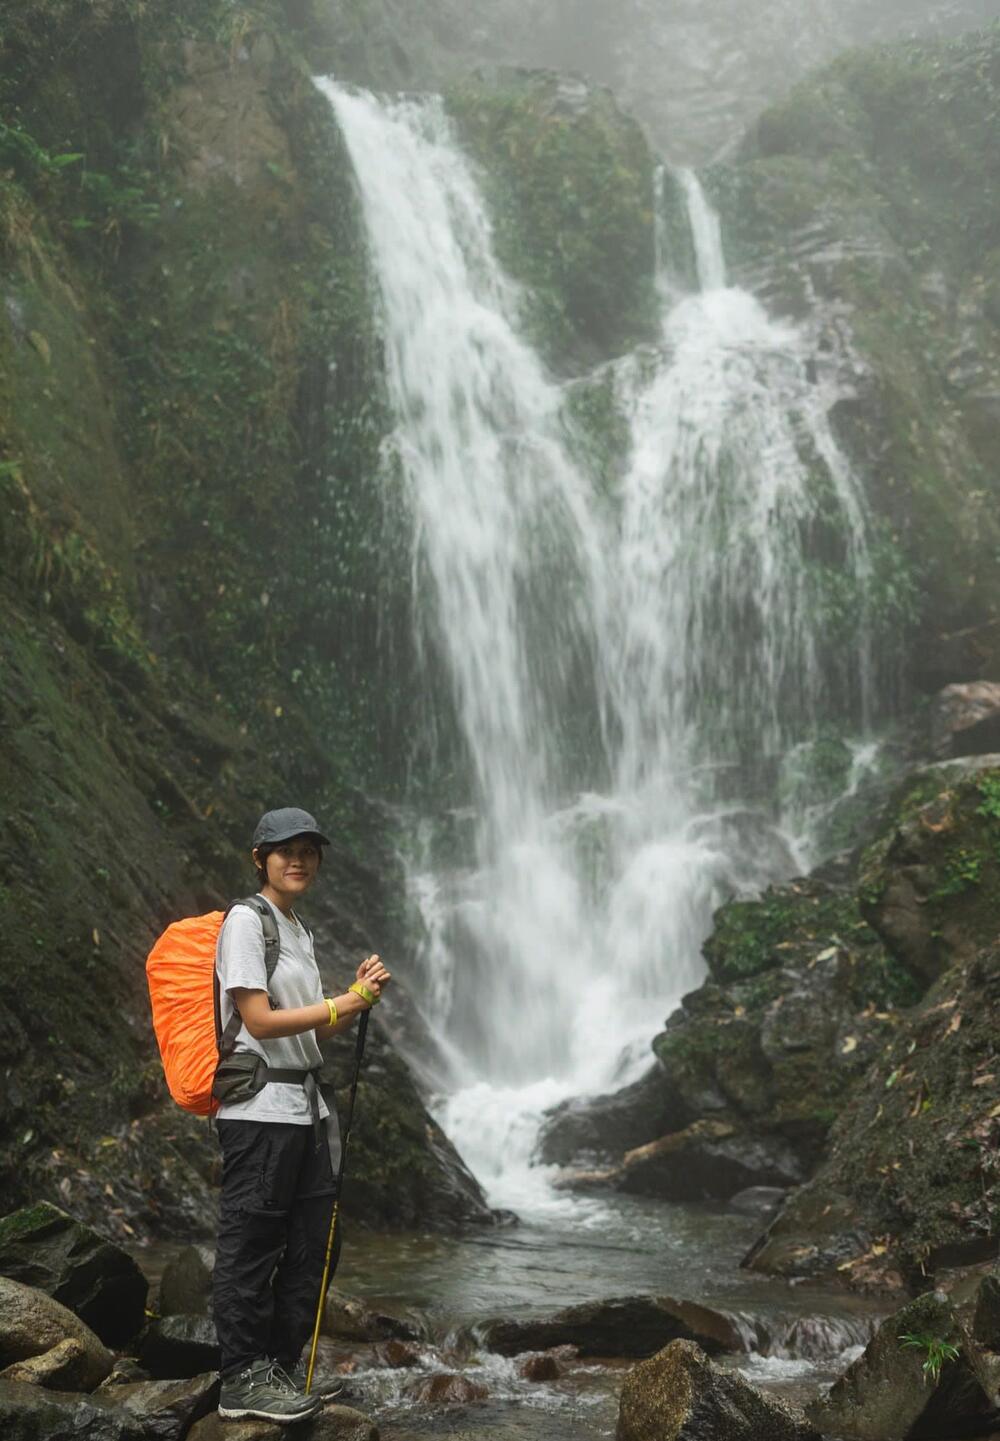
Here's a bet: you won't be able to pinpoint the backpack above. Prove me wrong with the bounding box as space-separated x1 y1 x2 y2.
146 896 279 1115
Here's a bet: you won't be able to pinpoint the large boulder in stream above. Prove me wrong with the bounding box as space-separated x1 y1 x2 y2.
617 1339 818 1441
481 1294 746 1358
806 1291 995 1440
0 1202 148 1346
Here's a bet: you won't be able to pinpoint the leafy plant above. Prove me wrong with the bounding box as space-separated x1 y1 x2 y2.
977 774 1000 823
899 1331 960 1384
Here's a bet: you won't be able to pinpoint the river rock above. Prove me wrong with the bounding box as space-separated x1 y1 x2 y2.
537 1068 682 1167
158 1246 214 1318
481 1294 745 1358
0 1378 145 1440
930 683 1000 760
518 1351 561 1381
408 1372 488 1404
188 1405 379 1440
103 1373 219 1441
373 1339 421 1368
0 1203 148 1347
616 1121 804 1201
806 1291 994 1440
0 1336 94 1390
0 1275 113 1390
323 1288 419 1343
138 1313 220 1379
616 1339 818 1441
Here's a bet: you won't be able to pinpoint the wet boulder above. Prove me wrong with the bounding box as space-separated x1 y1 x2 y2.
138 1313 220 1379
806 1290 995 1440
481 1294 745 1359
518 1351 563 1381
0 1202 148 1346
188 1405 379 1440
373 1339 421 1368
616 1121 804 1201
159 1245 214 1318
102 1373 219 1441
537 1068 682 1168
0 1336 93 1390
616 1339 818 1441
323 1288 419 1343
0 1378 145 1440
0 1275 113 1390
408 1372 488 1404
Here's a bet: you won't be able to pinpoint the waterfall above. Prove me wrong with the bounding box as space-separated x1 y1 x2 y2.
317 80 880 1212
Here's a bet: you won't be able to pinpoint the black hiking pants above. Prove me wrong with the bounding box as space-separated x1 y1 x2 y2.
214 1119 340 1378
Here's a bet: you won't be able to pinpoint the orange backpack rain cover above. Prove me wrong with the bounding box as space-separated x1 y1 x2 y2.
147 911 226 1115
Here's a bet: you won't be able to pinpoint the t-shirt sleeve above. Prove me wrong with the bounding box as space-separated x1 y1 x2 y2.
217 906 268 994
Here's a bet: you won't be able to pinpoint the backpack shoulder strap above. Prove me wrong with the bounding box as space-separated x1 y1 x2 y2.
229 895 281 986
215 897 282 1056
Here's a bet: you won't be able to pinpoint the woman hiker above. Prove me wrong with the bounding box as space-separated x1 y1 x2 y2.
213 806 391 1424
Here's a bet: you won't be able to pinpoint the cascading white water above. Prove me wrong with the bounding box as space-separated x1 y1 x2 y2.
317 80 881 1211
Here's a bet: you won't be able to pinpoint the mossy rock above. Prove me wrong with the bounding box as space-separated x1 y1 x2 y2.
859 758 1000 987
446 66 657 369
747 941 1000 1285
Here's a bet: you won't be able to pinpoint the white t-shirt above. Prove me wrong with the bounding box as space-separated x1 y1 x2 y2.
215 896 331 1125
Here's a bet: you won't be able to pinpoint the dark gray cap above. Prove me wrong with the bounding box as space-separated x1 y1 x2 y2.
253 807 331 848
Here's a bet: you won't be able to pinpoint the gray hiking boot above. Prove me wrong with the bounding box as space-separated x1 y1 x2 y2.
282 1359 345 1402
218 1359 322 1423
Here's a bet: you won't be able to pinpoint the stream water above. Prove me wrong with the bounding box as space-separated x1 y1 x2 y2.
310 76 894 1435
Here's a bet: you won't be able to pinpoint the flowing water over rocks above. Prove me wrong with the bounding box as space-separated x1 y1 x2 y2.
319 77 890 1207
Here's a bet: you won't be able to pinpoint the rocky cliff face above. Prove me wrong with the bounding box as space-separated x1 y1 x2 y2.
714 25 1000 686
0 0 493 1238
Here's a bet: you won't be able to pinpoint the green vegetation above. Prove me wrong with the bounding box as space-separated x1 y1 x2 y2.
899 1331 961 1384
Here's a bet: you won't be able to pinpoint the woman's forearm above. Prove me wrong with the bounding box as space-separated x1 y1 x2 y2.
236 987 372 1042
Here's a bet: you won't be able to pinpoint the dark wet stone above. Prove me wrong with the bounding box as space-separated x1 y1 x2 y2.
617 1122 804 1201
323 1288 419 1343
0 1203 148 1347
138 1313 220 1379
481 1294 745 1359
188 1404 379 1440
728 1186 787 1217
374 1339 421 1368
408 1372 488 1404
975 1275 1000 1352
0 1378 146 1440
537 1068 682 1167
158 1246 214 1318
518 1352 561 1381
806 1290 995 1440
101 1372 219 1441
617 1339 818 1440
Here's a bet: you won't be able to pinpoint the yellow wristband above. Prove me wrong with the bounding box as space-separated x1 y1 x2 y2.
324 997 338 1027
349 980 379 1007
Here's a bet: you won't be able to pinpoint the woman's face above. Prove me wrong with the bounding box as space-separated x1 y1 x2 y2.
258 837 321 897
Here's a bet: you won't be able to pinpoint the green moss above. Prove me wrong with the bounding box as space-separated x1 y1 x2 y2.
446 70 657 368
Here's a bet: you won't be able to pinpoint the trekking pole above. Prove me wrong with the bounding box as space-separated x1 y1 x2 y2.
304 1008 370 1395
